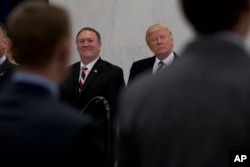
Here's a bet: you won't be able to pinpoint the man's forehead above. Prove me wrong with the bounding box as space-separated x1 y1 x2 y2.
149 29 169 36
78 31 98 38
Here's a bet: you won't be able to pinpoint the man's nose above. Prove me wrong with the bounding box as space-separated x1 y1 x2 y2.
83 41 89 46
156 37 163 44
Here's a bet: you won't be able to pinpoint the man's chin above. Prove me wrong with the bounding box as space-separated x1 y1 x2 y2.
81 54 93 58
155 51 168 55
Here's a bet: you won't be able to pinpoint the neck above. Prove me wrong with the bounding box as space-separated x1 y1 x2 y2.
81 56 99 65
18 66 58 85
156 52 172 61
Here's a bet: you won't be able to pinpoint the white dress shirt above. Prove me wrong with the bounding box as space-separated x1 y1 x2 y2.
152 52 174 74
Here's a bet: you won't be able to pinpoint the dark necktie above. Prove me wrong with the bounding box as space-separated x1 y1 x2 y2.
157 61 165 72
79 66 88 92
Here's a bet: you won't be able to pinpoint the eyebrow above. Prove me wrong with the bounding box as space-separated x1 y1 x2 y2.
78 38 95 40
150 34 168 38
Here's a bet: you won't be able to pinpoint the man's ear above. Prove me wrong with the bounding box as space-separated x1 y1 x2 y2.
1 37 9 50
5 38 12 49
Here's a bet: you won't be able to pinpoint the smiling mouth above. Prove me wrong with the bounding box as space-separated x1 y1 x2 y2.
82 49 92 51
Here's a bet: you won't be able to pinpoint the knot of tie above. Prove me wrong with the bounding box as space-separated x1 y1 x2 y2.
157 61 165 72
79 67 88 91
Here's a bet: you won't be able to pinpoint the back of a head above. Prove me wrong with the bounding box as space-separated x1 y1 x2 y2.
180 0 250 34
7 1 70 68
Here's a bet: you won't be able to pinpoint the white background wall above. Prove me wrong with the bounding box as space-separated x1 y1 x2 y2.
49 0 250 83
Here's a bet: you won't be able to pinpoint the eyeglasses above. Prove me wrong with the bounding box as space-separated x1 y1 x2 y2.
148 35 168 44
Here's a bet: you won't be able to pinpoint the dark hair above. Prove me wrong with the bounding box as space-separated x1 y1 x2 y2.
7 1 70 67
0 22 7 37
76 27 101 42
180 0 250 34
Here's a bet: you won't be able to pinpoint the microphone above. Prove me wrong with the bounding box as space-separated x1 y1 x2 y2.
80 96 110 120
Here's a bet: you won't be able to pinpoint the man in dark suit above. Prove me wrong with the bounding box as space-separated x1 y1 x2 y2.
60 27 125 167
60 27 125 115
128 23 177 84
0 22 16 88
0 2 104 167
118 0 250 167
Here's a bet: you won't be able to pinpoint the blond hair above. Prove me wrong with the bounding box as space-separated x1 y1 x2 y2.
146 23 172 43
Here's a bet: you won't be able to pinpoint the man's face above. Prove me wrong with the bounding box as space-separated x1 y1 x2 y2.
76 30 101 63
147 29 173 60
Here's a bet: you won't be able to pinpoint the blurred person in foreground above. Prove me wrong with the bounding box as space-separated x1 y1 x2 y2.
0 1 104 167
118 0 250 167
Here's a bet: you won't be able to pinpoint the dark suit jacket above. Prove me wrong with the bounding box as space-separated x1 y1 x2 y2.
119 38 250 167
60 58 125 117
128 52 177 84
0 58 16 88
0 80 104 167
61 58 125 166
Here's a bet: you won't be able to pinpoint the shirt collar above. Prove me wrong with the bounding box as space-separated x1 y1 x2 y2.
0 55 6 65
80 56 100 71
155 52 174 66
12 71 59 98
153 52 174 74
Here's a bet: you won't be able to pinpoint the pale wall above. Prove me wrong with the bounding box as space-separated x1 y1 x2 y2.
48 0 250 83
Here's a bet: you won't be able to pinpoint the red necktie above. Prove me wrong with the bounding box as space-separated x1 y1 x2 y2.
79 67 88 91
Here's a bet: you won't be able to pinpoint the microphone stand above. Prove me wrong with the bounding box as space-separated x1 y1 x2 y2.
80 96 111 166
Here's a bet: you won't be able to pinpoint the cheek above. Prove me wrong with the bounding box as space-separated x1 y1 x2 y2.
167 39 174 47
148 44 156 51
160 40 173 50
76 43 81 49
0 41 5 49
95 45 101 51
152 46 159 52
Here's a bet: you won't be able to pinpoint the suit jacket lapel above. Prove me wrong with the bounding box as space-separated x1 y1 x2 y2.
0 59 8 71
0 59 12 73
79 58 103 95
173 52 178 60
149 56 156 70
70 62 81 97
